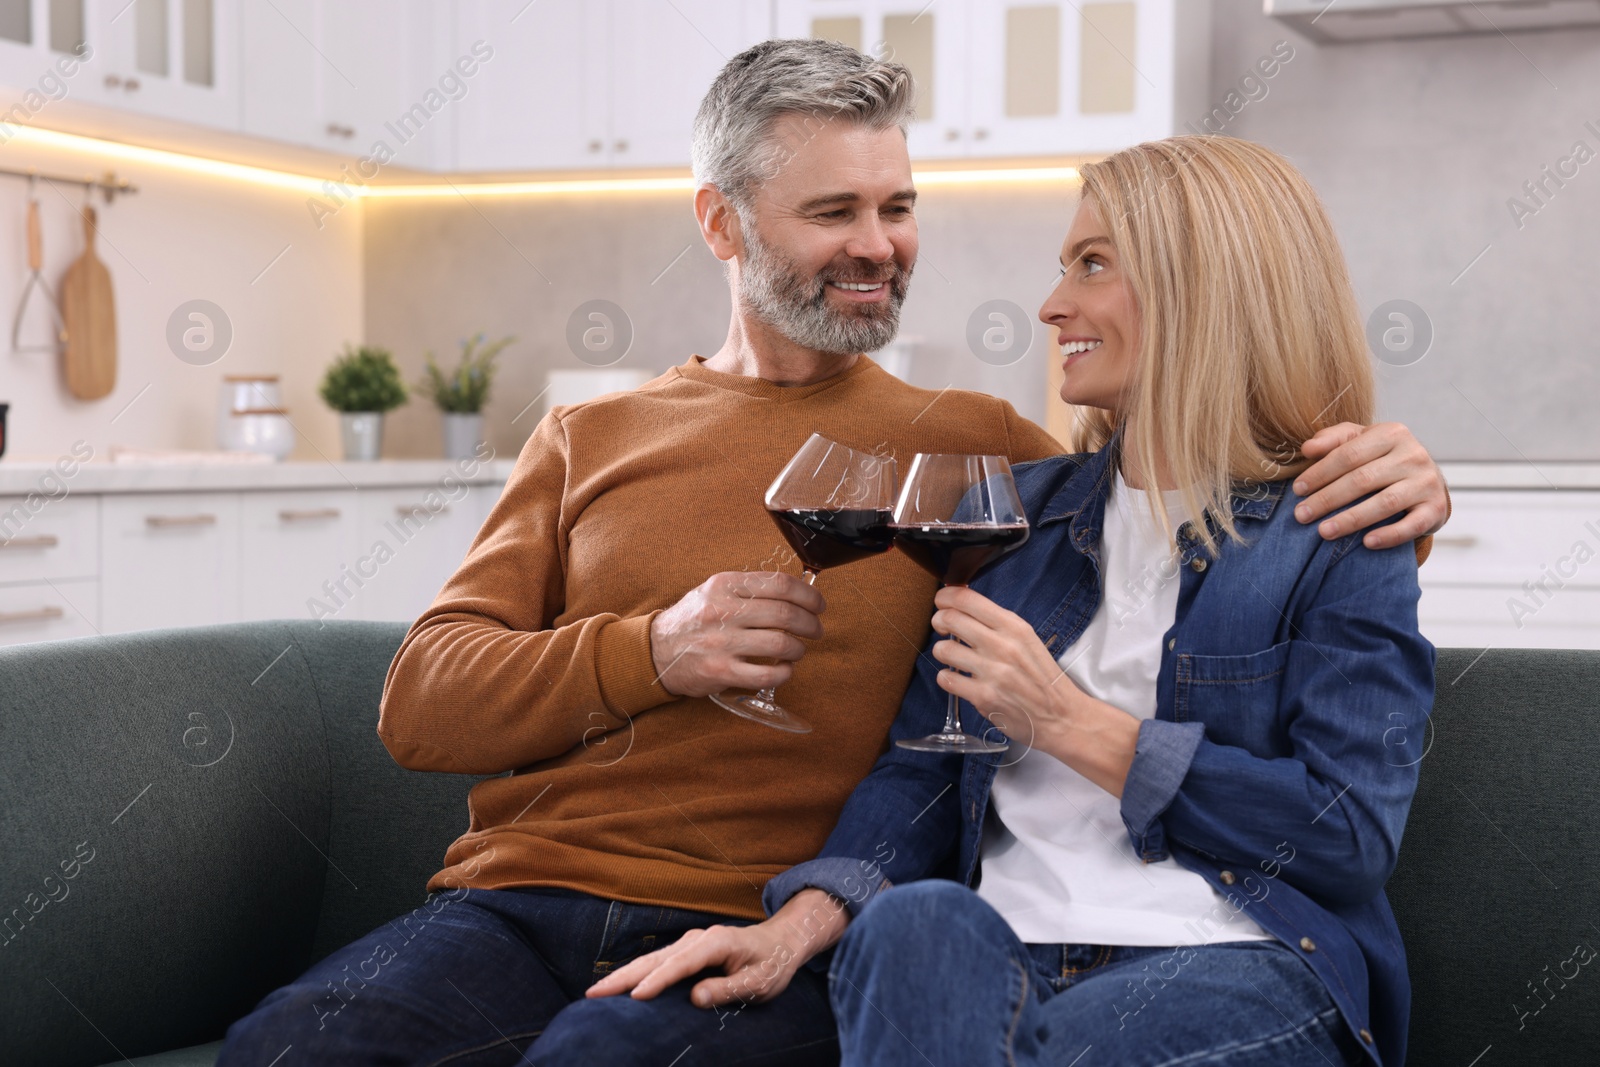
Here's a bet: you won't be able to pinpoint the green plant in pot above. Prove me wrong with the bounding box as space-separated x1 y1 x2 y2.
320 344 408 461
416 332 515 460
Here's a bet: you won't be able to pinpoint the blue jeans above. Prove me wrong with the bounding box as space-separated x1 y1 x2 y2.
829 882 1366 1067
217 886 838 1066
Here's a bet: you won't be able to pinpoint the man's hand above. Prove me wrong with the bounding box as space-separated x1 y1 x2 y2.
586 888 848 1008
649 572 825 697
1293 422 1449 550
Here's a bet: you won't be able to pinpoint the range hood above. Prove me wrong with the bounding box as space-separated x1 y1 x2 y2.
1265 0 1600 43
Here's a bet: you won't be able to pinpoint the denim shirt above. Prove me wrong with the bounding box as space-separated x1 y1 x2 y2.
763 438 1436 1067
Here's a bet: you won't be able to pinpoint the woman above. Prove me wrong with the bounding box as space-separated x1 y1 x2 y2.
591 136 1436 1066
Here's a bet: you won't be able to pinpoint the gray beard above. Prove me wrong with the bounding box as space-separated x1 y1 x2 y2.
737 223 909 357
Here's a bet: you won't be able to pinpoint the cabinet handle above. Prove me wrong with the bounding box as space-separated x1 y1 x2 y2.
945 128 961 141
104 74 122 88
973 128 989 141
279 508 342 522
396 504 450 517
0 534 60 549
123 77 140 92
326 123 355 138
588 139 603 153
613 139 628 152
1431 535 1480 548
146 514 218 528
0 605 65 625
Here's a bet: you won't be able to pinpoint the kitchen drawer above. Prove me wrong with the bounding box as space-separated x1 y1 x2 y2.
1418 490 1600 586
101 493 241 634
0 580 101 648
1420 584 1600 651
0 496 100 584
350 484 492 622
238 490 360 623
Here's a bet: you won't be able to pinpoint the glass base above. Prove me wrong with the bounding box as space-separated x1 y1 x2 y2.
710 692 813 734
895 731 1009 754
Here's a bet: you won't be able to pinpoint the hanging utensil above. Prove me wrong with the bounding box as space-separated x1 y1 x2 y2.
60 198 116 401
11 175 69 355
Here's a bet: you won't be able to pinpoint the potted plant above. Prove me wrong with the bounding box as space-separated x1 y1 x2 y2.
319 344 408 461
416 332 515 460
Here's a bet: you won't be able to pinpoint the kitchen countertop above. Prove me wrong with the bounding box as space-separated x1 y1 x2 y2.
1 458 1591 495
1436 462 1600 491
0 458 517 495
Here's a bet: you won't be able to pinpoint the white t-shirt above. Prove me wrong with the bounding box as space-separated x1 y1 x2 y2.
976 471 1273 947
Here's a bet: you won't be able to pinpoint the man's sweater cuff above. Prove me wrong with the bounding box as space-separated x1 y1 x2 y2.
595 612 674 717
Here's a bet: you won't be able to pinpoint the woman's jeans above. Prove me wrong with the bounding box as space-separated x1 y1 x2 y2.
216 886 837 1066
829 881 1367 1067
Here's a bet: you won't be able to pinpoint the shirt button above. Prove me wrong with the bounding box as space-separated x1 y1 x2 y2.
1300 936 1317 952
1189 557 1208 573
1359 1029 1374 1045
1166 637 1175 651
1219 870 1236 885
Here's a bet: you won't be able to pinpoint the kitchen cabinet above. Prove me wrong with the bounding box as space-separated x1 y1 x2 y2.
0 0 237 128
348 486 490 623
235 489 360 623
0 461 511 648
239 0 443 169
101 491 241 633
1416 490 1600 652
452 0 770 172
780 0 1212 160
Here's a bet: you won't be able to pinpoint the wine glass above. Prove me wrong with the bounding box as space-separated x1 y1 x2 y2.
711 433 898 734
891 453 1030 753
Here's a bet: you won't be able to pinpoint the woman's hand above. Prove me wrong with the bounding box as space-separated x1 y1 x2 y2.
1294 422 1449 548
931 586 1138 796
585 888 847 1009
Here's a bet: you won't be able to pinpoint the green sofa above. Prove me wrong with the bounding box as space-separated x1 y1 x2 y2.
1 621 1596 1065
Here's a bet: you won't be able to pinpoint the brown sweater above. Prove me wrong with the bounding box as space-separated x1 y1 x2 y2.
378 355 1064 918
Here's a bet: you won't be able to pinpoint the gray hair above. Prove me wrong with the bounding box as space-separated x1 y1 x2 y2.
692 39 915 211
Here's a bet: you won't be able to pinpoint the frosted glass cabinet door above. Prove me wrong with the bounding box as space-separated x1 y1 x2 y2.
453 0 606 172
85 0 237 127
101 492 240 633
967 0 1208 158
776 0 971 160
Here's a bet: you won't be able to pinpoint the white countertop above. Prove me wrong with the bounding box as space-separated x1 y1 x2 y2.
0 457 1591 495
1437 462 1600 491
0 458 517 495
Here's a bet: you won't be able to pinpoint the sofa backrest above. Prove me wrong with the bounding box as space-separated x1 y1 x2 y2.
1388 647 1600 1066
4 629 1597 1066
0 620 487 1066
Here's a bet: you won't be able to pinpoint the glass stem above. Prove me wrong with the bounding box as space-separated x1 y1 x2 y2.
752 568 819 705
939 582 965 736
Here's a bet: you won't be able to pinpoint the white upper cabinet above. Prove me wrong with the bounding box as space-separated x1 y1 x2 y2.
452 0 606 172
610 0 773 168
778 0 1211 161
453 0 770 173
0 0 236 127
240 0 443 169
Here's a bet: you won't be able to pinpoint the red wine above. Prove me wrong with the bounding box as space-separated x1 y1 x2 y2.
892 523 1030 586
769 508 896 572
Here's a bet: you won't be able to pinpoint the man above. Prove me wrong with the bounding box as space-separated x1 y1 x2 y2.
218 39 1448 1065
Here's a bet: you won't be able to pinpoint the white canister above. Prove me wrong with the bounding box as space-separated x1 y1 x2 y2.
218 376 282 449
229 407 295 461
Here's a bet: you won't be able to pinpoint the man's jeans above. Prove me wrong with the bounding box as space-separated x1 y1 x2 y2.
216 886 838 1066
829 882 1367 1067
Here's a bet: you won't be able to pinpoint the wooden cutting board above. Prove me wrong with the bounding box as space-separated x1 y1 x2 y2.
60 205 116 401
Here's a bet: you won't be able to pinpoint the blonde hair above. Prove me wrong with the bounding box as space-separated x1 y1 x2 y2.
1070 135 1374 555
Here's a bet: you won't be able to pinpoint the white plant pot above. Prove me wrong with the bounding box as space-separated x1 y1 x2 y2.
340 412 384 461
440 412 485 460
